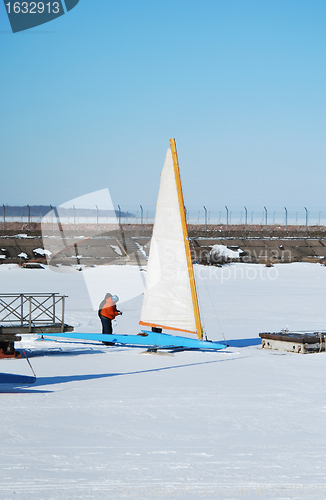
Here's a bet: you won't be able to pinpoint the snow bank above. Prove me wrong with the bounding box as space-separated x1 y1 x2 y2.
33 248 52 256
209 244 241 264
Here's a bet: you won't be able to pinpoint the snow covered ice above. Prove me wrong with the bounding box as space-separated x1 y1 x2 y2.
1 263 326 499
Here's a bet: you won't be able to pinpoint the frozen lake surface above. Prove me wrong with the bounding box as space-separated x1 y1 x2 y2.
0 263 326 499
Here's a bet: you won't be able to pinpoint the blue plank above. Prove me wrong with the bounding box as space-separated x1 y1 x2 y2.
41 331 226 350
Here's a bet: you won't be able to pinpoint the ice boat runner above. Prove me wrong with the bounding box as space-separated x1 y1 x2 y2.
43 140 226 350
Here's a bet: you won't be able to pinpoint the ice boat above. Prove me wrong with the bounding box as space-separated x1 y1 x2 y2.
44 140 226 351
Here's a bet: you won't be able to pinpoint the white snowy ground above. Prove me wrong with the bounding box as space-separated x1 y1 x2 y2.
1 263 326 499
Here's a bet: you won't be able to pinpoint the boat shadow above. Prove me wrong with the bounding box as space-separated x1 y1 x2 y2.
31 355 247 388
0 373 51 393
225 338 261 347
1 353 250 393
18 346 111 358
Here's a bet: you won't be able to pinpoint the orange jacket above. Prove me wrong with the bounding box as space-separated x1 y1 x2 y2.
100 297 119 320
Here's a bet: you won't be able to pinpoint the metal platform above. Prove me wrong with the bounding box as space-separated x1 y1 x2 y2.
0 324 74 335
0 293 73 358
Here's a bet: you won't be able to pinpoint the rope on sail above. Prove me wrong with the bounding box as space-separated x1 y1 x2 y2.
201 272 228 346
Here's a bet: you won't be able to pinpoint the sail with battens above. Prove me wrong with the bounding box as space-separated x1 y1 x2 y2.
139 139 203 339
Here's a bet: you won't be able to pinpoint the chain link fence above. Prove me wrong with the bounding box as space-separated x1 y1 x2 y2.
0 205 325 228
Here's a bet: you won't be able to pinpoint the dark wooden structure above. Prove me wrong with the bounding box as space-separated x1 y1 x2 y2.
259 331 326 354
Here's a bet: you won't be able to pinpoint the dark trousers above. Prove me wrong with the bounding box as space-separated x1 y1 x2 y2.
100 315 113 335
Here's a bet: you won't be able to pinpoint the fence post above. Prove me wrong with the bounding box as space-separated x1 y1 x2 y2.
225 206 229 231
203 206 207 232
304 207 308 232
27 204 30 230
284 207 288 232
140 205 143 227
244 206 247 232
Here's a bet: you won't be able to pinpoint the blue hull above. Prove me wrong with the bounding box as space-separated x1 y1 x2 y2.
41 331 226 350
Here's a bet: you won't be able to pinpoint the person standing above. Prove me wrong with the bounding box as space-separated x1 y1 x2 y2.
98 293 122 336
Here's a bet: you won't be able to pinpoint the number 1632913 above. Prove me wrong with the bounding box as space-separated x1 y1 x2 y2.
5 2 60 14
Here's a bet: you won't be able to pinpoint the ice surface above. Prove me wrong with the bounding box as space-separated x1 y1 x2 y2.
0 263 326 499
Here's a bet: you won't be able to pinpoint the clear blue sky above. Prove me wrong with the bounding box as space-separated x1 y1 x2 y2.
1 0 326 210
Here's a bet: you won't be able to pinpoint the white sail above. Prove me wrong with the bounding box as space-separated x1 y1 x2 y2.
140 147 199 335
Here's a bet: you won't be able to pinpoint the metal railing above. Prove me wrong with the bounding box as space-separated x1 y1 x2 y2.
0 293 67 332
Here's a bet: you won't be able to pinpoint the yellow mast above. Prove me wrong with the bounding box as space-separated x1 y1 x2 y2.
170 138 203 340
